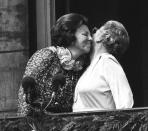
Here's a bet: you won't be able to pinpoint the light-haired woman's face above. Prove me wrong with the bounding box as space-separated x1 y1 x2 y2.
93 26 105 44
74 24 92 54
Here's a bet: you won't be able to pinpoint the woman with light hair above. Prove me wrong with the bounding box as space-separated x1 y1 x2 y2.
73 20 134 112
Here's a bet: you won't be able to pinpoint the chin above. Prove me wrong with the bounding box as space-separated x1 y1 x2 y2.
84 48 90 54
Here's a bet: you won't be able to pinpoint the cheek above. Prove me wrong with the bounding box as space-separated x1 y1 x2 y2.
94 35 101 42
77 37 86 44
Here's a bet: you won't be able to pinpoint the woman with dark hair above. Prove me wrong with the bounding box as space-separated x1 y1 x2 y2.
73 20 134 112
18 13 92 116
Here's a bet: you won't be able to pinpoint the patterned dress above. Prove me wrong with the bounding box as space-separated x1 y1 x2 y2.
18 46 85 116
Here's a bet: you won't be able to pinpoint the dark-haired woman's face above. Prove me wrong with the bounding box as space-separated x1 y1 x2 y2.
74 25 92 54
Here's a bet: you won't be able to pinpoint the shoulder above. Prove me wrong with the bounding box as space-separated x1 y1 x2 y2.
101 54 128 84
101 53 119 64
29 46 57 61
35 46 57 57
26 46 58 69
101 53 119 66
101 53 123 73
24 46 58 76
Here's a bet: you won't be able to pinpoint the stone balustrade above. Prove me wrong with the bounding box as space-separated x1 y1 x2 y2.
1 107 148 131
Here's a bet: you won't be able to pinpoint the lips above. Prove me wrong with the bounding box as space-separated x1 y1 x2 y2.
85 42 91 50
87 41 92 47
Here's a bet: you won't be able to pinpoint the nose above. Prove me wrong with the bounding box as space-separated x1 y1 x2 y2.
92 27 98 34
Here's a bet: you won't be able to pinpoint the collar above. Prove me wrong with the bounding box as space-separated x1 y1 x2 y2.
49 46 83 71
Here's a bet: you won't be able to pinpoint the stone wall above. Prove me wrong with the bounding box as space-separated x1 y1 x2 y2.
0 0 29 111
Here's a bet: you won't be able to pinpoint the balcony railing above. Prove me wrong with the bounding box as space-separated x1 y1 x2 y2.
1 107 148 131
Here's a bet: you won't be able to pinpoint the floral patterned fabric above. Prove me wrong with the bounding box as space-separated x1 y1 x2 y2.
18 46 84 116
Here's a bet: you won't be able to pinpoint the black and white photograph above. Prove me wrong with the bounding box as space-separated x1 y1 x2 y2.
0 0 147 130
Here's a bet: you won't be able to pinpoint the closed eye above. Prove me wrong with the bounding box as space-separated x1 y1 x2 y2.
82 33 89 36
95 40 102 43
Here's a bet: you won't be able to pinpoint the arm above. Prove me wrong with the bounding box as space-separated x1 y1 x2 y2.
18 47 56 116
103 57 134 109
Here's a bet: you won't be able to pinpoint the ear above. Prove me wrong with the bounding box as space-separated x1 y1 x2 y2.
105 34 115 44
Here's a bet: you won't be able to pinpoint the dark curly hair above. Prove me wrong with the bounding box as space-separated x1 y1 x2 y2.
51 13 88 48
99 20 130 57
